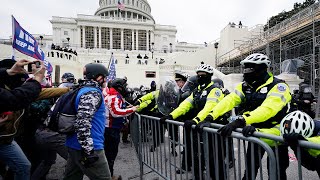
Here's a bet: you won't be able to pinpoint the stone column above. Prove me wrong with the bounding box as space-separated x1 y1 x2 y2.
77 26 81 48
131 29 135 50
113 11 116 17
131 12 133 19
146 30 149 51
125 11 128 19
110 28 113 49
99 27 102 48
136 30 139 50
94 27 97 48
108 11 110 17
82 26 86 48
121 28 124 50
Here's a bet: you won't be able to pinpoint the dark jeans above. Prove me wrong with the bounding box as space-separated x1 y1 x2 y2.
32 129 68 180
242 143 289 180
63 148 111 180
104 128 121 176
0 141 31 180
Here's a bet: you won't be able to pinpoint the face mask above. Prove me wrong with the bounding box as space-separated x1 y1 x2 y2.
243 73 256 84
197 74 211 86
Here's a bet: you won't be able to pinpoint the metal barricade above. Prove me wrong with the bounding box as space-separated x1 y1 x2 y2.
131 113 320 180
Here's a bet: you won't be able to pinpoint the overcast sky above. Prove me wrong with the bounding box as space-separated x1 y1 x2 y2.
0 0 306 44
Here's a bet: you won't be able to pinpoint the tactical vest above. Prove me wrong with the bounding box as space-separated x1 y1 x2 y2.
193 84 216 113
239 77 288 129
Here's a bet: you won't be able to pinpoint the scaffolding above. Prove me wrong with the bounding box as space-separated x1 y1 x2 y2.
217 2 320 94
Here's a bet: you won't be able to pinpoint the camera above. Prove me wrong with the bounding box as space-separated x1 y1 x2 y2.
27 61 41 72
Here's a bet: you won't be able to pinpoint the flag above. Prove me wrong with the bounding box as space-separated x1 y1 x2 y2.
11 16 52 74
107 55 116 82
117 0 125 11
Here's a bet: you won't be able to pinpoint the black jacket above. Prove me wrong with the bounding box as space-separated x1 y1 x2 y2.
0 68 42 113
0 68 41 144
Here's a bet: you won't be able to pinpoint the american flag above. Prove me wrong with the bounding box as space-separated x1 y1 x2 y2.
117 0 125 11
107 55 116 82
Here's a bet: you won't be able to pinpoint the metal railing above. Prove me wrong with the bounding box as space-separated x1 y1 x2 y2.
130 113 320 180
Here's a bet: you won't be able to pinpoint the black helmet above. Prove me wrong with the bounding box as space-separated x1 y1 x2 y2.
84 63 109 80
111 78 128 96
212 78 224 88
181 75 198 93
61 72 75 83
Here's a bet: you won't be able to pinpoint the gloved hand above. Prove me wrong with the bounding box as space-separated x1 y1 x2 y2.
184 120 197 132
133 100 140 106
80 150 99 168
242 125 256 137
203 115 214 122
283 133 305 146
218 116 246 136
195 121 211 133
160 115 173 125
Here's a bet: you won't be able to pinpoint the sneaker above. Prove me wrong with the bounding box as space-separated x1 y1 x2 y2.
176 168 191 174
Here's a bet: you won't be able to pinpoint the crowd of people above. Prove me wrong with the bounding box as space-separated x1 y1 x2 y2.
0 52 319 180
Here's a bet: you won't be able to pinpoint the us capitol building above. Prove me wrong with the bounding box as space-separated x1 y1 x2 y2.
1 0 283 89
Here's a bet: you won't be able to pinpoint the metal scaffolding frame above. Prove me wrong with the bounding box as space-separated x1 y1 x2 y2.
217 2 320 95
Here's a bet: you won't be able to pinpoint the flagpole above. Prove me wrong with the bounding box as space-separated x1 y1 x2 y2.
107 52 114 70
11 15 16 61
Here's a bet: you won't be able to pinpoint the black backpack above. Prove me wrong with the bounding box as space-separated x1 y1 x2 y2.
44 87 82 134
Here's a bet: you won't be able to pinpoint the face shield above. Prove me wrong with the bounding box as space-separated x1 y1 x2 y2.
157 80 180 115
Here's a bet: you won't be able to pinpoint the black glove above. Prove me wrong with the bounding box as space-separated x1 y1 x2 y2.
160 115 173 125
283 133 305 146
184 120 197 132
195 121 211 133
80 150 99 168
203 115 214 122
133 100 140 106
218 116 246 137
242 125 256 137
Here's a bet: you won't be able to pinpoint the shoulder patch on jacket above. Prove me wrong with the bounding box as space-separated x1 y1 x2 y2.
215 89 221 97
277 83 287 92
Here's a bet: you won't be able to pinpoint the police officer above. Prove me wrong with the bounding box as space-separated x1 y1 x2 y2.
205 53 291 180
160 63 226 179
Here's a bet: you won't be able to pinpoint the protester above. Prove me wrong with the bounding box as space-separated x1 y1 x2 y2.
63 63 111 180
58 72 75 88
0 59 45 180
104 78 138 179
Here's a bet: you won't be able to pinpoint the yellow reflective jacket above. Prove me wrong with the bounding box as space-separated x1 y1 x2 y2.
209 74 291 127
137 90 159 112
306 136 320 157
170 82 224 123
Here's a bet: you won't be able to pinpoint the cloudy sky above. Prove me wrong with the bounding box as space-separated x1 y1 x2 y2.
0 0 305 44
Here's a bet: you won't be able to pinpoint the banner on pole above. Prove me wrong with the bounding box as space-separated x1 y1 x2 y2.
12 16 52 74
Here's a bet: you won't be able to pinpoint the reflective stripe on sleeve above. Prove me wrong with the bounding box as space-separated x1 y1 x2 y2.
267 93 287 103
207 97 219 103
235 89 244 100
186 97 193 104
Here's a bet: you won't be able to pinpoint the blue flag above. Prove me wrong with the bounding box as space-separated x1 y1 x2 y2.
12 16 52 75
107 55 116 82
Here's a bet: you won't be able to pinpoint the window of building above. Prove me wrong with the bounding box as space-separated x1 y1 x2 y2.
113 28 121 49
145 71 156 78
85 26 94 49
138 30 147 51
101 27 110 49
124 29 132 50
64 31 68 35
80 27 83 48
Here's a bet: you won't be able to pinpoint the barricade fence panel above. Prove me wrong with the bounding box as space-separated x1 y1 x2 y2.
130 113 320 180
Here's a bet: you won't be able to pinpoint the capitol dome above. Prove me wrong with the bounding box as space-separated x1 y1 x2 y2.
95 0 155 23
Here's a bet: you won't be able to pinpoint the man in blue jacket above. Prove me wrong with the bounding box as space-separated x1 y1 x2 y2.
64 63 111 180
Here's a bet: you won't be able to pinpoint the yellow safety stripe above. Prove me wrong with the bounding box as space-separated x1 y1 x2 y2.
267 93 287 103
